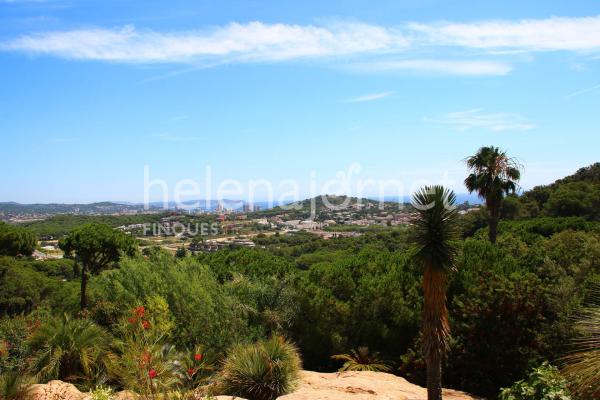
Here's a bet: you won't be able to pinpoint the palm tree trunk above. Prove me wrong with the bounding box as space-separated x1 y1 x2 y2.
80 268 88 311
423 266 450 400
427 352 443 400
487 199 499 244
488 215 498 243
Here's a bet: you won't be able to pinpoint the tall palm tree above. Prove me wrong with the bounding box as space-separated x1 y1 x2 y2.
465 146 521 243
412 185 459 400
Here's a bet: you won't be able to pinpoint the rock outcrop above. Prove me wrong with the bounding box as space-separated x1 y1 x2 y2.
23 371 479 400
279 371 479 400
24 380 91 400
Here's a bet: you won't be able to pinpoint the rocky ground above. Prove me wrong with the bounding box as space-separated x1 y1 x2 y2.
23 371 479 400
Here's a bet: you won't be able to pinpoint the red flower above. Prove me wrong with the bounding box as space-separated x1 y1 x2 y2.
142 320 151 330
148 369 157 379
127 316 137 325
187 368 195 376
134 306 146 318
194 353 202 361
140 352 152 366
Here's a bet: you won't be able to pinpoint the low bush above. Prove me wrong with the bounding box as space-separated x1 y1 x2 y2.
219 336 301 400
498 362 571 400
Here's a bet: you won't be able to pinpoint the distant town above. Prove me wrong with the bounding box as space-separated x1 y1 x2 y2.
0 196 481 259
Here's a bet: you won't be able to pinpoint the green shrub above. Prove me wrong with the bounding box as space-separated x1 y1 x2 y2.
90 385 114 400
0 371 33 400
27 314 112 385
108 306 181 398
498 362 571 400
219 336 301 400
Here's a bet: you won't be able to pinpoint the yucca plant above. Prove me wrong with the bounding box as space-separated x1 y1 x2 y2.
331 346 392 372
561 291 600 398
219 336 301 400
412 185 459 400
27 314 112 384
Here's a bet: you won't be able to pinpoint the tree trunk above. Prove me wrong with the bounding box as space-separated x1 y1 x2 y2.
488 214 498 244
427 352 443 400
487 199 500 244
80 268 88 311
422 266 449 400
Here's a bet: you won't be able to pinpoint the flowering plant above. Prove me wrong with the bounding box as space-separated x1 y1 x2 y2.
108 306 180 399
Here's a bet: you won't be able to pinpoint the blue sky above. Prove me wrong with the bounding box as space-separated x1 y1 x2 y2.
1 0 599 203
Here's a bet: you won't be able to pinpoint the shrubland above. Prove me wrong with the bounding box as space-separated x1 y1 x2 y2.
0 162 599 399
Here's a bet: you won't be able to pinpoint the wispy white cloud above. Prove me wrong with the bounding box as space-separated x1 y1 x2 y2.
426 108 535 131
565 83 600 98
2 15 600 71
351 59 512 75
0 22 408 63
409 15 600 52
347 91 394 103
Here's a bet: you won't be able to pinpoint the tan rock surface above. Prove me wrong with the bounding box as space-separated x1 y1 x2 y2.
24 380 91 400
23 372 478 400
278 371 479 400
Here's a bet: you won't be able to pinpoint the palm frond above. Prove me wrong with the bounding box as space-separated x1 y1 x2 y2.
411 185 459 270
561 292 600 398
331 347 392 372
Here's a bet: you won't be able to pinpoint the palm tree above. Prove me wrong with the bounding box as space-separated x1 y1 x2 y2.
28 314 112 383
412 185 459 400
465 146 521 243
331 347 392 372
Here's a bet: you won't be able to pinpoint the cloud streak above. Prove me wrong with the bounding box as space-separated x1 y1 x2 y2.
2 15 600 73
409 15 600 52
351 59 512 75
565 83 600 98
426 109 535 132
347 91 394 103
0 22 408 63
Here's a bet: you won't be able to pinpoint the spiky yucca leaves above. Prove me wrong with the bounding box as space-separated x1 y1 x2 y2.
465 146 521 243
412 185 459 400
27 314 112 384
561 291 600 398
331 347 392 372
219 336 301 400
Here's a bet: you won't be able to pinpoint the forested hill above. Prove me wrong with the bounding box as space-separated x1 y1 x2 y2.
0 201 151 215
498 162 600 221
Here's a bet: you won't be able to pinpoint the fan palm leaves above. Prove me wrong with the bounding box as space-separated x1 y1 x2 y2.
465 146 521 243
412 185 459 400
27 314 112 383
331 347 392 372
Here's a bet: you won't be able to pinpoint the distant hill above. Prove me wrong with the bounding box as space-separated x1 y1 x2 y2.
0 201 154 216
0 199 257 217
553 162 600 186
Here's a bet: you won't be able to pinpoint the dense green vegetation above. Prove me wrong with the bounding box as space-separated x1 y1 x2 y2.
0 222 36 257
20 213 165 237
0 160 599 399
